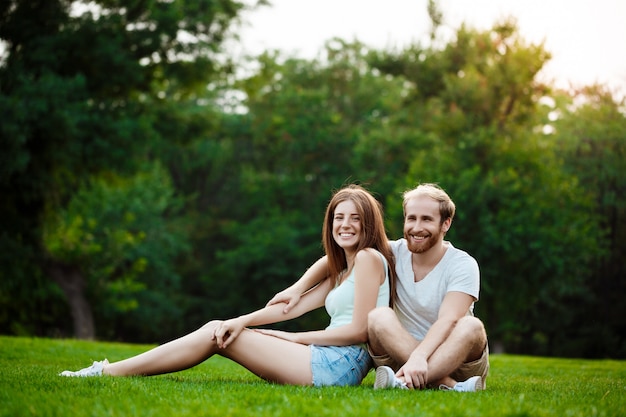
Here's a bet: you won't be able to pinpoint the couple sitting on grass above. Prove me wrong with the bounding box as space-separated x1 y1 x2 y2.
61 183 489 392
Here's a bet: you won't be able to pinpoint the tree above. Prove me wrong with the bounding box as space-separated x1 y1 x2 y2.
41 165 188 339
170 41 410 325
368 18 606 356
0 0 246 339
553 85 626 356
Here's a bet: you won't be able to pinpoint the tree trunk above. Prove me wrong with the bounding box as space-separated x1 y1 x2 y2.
47 262 95 340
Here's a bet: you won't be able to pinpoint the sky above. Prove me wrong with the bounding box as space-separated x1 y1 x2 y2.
236 0 626 93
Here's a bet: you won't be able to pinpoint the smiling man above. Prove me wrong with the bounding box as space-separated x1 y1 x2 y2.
266 183 490 392
369 183 489 392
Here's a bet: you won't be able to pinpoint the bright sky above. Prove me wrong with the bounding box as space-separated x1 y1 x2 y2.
237 0 626 93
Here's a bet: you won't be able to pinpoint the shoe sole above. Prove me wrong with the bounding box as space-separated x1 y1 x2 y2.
474 376 485 391
374 367 393 389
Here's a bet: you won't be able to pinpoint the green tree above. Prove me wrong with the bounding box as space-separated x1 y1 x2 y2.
553 85 626 356
0 0 246 339
170 41 408 326
368 19 606 356
41 165 187 340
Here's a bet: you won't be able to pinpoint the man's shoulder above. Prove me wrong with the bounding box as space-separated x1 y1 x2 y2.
445 242 473 258
444 242 479 269
389 238 408 253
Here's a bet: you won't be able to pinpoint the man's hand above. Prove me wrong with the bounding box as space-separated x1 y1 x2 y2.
266 287 302 313
397 353 429 390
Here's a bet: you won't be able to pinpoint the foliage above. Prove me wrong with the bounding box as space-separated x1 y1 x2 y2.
366 19 606 356
0 0 246 339
2 336 626 417
552 85 626 357
175 41 410 326
41 164 189 340
1 1 625 358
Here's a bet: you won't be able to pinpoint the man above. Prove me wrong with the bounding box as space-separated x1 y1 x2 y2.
267 183 489 391
368 183 489 391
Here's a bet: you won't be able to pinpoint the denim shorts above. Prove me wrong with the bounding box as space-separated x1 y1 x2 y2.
310 344 373 387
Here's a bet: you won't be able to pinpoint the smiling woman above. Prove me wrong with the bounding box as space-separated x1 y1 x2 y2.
60 184 394 387
322 185 394 287
264 183 489 392
333 200 362 251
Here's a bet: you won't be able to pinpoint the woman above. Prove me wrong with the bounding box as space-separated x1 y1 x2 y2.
60 184 395 386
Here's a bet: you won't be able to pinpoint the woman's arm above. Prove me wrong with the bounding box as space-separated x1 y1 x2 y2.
214 278 333 348
266 256 330 313
257 249 385 346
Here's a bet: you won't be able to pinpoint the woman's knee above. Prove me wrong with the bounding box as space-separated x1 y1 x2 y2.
200 320 222 335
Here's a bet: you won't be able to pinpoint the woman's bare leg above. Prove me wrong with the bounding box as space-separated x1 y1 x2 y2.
102 321 314 385
104 321 223 376
216 329 313 385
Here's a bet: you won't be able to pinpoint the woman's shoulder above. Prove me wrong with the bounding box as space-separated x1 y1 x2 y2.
355 248 386 267
354 249 388 286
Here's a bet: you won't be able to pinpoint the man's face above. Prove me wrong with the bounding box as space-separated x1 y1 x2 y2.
403 195 449 254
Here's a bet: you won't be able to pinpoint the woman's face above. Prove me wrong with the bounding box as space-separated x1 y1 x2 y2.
332 199 362 252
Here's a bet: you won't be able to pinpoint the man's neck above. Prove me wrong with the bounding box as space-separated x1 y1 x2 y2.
411 241 449 282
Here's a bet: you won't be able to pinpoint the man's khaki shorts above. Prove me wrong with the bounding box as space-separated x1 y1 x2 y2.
368 343 490 383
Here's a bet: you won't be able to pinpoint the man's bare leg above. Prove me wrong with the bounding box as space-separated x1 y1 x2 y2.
368 308 487 388
425 316 487 387
368 307 419 362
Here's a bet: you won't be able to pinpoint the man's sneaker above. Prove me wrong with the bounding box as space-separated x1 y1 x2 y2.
59 359 109 377
439 375 484 392
373 366 408 390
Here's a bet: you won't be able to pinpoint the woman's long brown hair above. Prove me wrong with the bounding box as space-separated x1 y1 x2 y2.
321 185 397 306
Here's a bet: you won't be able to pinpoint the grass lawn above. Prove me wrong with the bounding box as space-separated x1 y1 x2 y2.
1 335 624 416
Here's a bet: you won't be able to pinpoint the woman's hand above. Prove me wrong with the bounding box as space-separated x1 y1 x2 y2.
212 317 246 349
254 328 303 344
266 287 302 314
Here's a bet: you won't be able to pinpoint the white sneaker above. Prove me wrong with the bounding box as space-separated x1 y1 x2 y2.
373 366 408 390
59 359 109 377
439 375 484 392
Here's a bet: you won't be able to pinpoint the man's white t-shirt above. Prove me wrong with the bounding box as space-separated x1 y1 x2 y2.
390 238 480 341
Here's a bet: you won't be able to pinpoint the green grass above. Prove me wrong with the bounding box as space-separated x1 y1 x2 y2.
1 336 624 417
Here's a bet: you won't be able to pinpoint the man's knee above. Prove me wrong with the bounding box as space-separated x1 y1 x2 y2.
367 307 396 352
456 316 487 342
368 306 396 332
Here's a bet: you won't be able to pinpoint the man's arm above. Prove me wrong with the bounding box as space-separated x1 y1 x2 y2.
397 291 475 389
